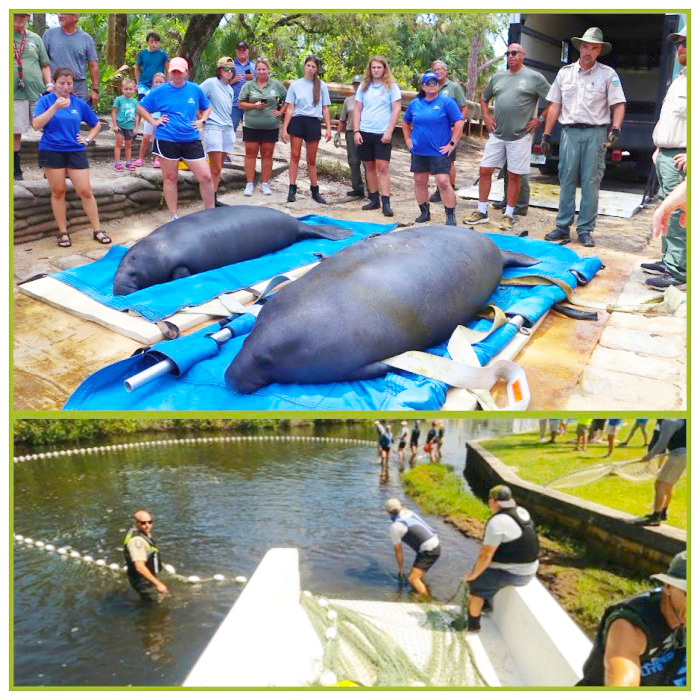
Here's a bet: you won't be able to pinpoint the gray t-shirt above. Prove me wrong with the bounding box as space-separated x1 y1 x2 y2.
339 94 356 131
199 77 234 129
286 77 331 119
483 67 550 141
42 27 98 98
483 508 539 576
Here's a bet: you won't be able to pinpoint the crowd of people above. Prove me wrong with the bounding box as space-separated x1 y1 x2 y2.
374 419 443 479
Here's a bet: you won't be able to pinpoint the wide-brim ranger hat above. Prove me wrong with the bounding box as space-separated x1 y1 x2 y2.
420 72 440 84
169 57 189 73
216 56 234 68
651 551 687 592
668 25 687 44
571 27 612 56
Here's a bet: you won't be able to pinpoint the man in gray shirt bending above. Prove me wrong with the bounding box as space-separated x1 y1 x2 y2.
43 13 99 104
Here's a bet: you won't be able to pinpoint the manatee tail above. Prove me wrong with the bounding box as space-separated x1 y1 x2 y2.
303 224 354 240
500 250 538 268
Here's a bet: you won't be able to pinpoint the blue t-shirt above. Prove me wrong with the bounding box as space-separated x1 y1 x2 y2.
112 95 138 129
232 59 256 104
139 81 210 143
136 48 169 88
33 93 99 152
355 82 402 134
403 95 462 157
286 78 332 119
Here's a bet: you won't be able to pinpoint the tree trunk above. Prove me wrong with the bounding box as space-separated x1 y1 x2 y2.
179 14 225 68
32 13 46 37
465 30 484 102
107 14 116 66
115 14 128 68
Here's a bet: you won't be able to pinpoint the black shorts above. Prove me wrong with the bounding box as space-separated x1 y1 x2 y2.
243 127 279 143
358 131 392 161
410 154 452 175
398 440 406 449
410 434 419 448
152 138 205 161
413 543 441 572
118 127 134 141
287 115 321 142
38 150 89 169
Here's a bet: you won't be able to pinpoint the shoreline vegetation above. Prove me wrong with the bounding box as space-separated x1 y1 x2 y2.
402 464 649 637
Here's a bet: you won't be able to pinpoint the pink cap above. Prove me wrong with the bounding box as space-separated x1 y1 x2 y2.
169 57 189 73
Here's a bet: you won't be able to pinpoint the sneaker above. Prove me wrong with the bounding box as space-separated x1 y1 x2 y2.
346 189 364 197
153 158 161 169
640 260 666 274
132 159 144 167
544 229 571 243
463 210 489 225
577 232 595 247
499 214 516 231
635 512 663 526
114 162 125 172
491 199 506 210
171 215 180 222
261 183 272 196
645 274 684 289
244 183 255 197
126 162 136 171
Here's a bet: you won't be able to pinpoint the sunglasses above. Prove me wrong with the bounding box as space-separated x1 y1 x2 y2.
506 51 522 57
136 519 153 525
424 79 439 86
220 66 234 71
676 39 686 47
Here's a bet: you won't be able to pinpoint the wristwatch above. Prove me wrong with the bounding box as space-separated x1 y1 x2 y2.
449 140 455 146
85 138 92 146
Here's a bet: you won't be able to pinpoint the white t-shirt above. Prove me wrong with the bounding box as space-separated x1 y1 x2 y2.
199 77 234 130
286 78 331 119
483 507 539 576
355 82 402 133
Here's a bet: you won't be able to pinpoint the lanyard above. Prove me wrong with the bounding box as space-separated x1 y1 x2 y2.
13 31 27 86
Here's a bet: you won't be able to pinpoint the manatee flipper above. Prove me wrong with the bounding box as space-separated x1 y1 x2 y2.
343 361 391 382
500 250 539 269
299 223 354 241
171 265 192 280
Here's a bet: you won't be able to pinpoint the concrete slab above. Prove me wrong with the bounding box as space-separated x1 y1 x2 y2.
577 366 683 407
587 345 685 381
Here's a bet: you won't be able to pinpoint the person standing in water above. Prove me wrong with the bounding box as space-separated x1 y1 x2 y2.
123 509 168 601
375 420 393 481
397 420 410 469
409 420 421 466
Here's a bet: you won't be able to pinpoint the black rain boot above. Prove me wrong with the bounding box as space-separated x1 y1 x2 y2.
362 192 380 210
466 615 481 632
445 206 456 226
310 185 326 204
381 195 393 217
214 195 228 207
287 184 297 203
415 202 430 223
14 151 23 181
429 187 441 203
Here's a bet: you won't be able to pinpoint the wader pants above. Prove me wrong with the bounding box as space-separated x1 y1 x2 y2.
555 125 607 236
655 148 686 281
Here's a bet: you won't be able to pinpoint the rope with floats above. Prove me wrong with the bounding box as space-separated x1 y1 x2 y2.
13 435 377 463
13 534 248 586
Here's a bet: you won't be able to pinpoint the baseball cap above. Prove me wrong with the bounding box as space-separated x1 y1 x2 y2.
237 41 250 49
488 484 516 508
352 74 363 84
651 551 686 592
420 72 440 84
668 25 687 44
169 57 189 73
217 56 234 68
385 498 402 514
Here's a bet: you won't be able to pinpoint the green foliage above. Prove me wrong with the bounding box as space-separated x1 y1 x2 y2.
315 158 351 181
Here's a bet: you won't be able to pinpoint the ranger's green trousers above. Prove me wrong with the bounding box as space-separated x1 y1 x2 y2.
655 148 686 281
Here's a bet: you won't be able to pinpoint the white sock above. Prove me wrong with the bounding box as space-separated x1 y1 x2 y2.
505 205 515 217
478 201 488 214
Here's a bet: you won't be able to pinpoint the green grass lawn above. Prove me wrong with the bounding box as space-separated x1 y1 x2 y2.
481 426 687 530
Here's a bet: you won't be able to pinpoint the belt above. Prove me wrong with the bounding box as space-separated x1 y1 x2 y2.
563 123 606 129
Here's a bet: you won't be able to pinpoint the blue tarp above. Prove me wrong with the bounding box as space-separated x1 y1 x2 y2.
63 225 603 411
53 215 397 322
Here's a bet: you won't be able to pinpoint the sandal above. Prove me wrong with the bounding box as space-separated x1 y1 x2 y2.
93 229 112 245
57 232 72 248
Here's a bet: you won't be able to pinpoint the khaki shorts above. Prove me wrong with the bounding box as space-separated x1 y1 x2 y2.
657 450 686 485
13 99 36 134
480 132 532 175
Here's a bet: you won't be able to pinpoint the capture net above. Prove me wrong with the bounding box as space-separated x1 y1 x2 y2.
545 457 662 489
300 592 489 687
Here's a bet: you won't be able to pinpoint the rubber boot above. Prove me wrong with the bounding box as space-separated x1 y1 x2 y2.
14 151 23 181
381 195 393 217
445 206 456 226
415 202 430 223
362 192 380 210
429 187 441 203
466 615 481 632
310 185 326 204
287 184 297 203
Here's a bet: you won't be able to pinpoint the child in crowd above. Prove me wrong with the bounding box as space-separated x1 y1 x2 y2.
135 32 169 100
133 72 166 167
112 78 139 171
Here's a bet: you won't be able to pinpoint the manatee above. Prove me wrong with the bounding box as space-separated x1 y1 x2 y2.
226 226 538 393
112 206 353 295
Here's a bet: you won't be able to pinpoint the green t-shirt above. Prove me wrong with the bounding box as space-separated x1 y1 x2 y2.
13 29 50 101
439 79 467 108
483 67 551 141
239 79 288 130
112 95 138 129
